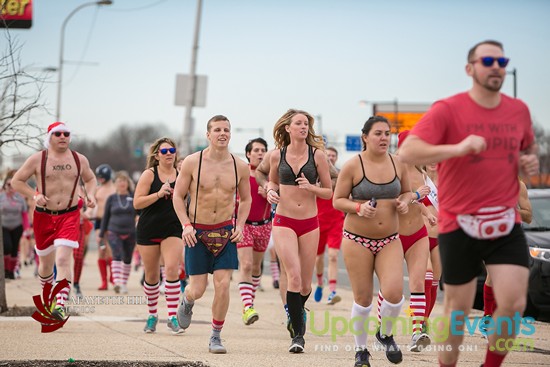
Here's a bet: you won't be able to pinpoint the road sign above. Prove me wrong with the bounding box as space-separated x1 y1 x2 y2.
346 135 362 151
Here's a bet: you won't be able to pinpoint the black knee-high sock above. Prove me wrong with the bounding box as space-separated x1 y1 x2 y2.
300 292 311 308
287 291 303 337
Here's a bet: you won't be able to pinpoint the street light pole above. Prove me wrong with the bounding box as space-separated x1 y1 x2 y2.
56 1 113 121
508 68 517 98
181 0 203 156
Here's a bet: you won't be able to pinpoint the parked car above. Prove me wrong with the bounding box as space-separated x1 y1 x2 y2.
472 189 550 318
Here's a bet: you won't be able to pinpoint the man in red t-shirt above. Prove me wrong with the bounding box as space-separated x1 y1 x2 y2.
237 138 272 326
314 146 344 305
399 40 539 367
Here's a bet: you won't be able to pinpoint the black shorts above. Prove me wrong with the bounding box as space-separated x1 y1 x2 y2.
439 224 529 285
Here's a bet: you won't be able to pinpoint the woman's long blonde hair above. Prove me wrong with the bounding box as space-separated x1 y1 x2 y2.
273 109 324 150
145 137 178 169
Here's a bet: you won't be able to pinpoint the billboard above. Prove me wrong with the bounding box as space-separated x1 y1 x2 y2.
1 0 33 29
373 102 432 134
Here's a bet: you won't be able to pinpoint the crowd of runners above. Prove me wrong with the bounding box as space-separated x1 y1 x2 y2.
3 39 540 367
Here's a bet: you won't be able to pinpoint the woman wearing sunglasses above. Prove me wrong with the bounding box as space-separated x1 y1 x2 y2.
134 137 184 335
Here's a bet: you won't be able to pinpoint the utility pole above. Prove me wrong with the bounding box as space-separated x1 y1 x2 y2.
181 0 203 156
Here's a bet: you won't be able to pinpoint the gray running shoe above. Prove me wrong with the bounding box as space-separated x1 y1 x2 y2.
209 335 227 354
408 332 431 352
177 297 194 330
167 316 184 335
143 315 158 333
288 335 305 353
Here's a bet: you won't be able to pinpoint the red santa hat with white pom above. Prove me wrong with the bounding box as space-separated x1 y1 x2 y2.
44 122 71 149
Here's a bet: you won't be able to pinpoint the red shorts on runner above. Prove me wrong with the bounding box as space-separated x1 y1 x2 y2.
33 208 80 256
238 222 272 252
317 216 344 255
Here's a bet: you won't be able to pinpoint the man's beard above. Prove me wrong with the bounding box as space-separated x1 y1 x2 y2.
474 71 503 92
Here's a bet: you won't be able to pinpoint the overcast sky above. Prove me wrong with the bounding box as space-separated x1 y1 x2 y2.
7 0 550 162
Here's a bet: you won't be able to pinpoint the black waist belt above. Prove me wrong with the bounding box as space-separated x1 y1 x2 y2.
35 205 79 216
246 218 271 226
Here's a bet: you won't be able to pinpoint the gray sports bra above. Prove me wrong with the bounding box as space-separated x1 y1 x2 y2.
278 145 318 186
351 154 401 200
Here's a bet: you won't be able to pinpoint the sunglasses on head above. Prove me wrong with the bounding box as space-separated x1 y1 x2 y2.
53 131 70 137
159 147 176 155
472 56 510 68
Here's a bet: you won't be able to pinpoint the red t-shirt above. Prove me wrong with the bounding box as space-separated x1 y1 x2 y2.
247 172 271 222
411 92 534 233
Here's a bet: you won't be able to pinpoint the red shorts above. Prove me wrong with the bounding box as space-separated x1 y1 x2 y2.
400 225 428 254
317 217 344 255
238 221 272 252
33 208 80 256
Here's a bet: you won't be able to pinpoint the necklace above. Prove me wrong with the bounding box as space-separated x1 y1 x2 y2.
116 193 130 209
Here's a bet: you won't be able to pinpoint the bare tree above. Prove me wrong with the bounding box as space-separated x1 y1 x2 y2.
0 32 49 312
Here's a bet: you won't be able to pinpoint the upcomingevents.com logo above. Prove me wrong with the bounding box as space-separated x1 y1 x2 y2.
31 279 69 333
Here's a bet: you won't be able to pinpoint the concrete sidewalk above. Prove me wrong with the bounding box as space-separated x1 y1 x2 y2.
1 253 549 367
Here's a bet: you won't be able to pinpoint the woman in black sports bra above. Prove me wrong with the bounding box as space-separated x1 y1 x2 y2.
266 109 332 354
134 137 184 334
333 116 414 366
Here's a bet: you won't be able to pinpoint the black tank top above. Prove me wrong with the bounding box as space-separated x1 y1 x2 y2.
137 166 180 229
278 145 318 185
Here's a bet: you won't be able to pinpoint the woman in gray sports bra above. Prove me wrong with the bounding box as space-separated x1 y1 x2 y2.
265 109 332 354
333 116 415 366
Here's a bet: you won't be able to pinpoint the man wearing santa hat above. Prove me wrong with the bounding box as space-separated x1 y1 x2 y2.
12 122 97 322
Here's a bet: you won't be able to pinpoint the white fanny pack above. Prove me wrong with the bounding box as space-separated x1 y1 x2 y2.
456 206 515 240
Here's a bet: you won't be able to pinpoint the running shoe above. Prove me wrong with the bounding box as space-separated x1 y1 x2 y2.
74 283 83 297
119 284 128 294
242 307 259 326
314 285 323 302
408 332 431 352
51 305 66 321
177 296 194 330
114 284 121 294
327 291 341 305
374 329 402 364
354 348 372 367
209 335 227 354
288 335 305 353
143 315 158 333
167 316 184 335
273 280 279 289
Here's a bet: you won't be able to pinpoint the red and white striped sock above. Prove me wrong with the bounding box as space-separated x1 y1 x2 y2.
425 271 434 319
111 260 123 286
328 279 337 293
239 282 254 310
377 290 384 325
122 263 132 285
410 293 426 335
164 280 181 318
252 274 262 300
39 273 55 289
143 281 160 316
212 318 224 333
55 280 71 307
160 266 166 283
270 261 279 282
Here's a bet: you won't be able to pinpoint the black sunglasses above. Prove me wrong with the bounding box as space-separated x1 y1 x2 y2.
472 56 510 68
53 131 70 137
159 147 176 155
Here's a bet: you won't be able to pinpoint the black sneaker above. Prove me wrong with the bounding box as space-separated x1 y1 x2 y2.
289 335 305 353
375 330 402 364
354 348 371 367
